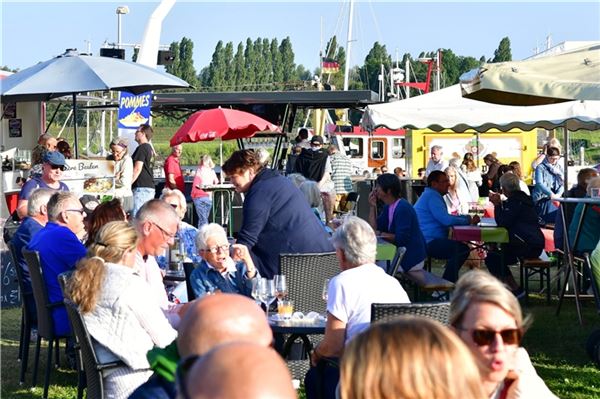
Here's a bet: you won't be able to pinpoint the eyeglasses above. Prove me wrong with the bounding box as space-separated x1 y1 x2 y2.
202 244 230 254
65 209 85 216
458 327 522 347
175 354 201 399
150 221 177 240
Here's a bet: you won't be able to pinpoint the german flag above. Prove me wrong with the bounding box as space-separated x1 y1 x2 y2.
322 57 340 74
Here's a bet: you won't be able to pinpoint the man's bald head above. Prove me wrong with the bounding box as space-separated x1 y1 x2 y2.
177 293 272 358
187 342 296 399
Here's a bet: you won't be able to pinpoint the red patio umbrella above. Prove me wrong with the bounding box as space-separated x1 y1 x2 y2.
170 107 280 146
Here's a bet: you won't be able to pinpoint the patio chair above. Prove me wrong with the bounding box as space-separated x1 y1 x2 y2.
278 252 339 377
62 297 125 399
370 302 451 326
8 242 36 385
22 248 70 399
279 252 339 315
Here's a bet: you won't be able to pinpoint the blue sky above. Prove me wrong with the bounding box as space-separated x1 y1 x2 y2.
2 1 599 73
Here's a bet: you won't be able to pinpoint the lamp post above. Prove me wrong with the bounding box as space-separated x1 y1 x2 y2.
116 5 129 49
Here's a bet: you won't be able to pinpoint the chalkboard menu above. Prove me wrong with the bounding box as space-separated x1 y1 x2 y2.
1 250 21 308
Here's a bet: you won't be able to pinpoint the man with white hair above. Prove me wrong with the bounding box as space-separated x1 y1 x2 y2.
305 216 410 399
27 191 87 336
134 199 180 310
11 188 55 317
425 145 448 178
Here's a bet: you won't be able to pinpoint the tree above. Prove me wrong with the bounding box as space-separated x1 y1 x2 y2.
271 38 283 90
223 42 234 89
178 37 199 88
233 42 246 91
279 37 296 85
358 42 391 94
244 38 256 91
492 37 512 62
261 38 273 89
207 40 227 91
164 41 180 76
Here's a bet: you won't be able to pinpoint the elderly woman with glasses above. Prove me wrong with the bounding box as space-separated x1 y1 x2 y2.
450 270 557 398
189 223 258 299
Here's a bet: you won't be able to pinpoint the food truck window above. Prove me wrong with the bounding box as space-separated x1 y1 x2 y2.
342 138 363 158
391 138 405 159
371 140 385 160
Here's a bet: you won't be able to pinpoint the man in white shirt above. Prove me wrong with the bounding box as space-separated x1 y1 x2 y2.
306 216 409 398
134 199 180 320
425 145 448 178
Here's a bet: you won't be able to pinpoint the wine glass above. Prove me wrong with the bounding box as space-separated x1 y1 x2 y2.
251 279 261 306
258 278 277 318
274 275 288 304
322 279 330 302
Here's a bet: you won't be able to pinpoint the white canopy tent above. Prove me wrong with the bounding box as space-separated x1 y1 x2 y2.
361 84 600 190
361 85 600 133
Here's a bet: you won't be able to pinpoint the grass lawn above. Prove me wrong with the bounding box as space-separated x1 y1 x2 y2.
2 283 599 398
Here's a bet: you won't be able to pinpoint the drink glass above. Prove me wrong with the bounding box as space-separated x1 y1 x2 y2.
274 274 288 303
251 279 261 306
277 300 294 320
258 278 276 318
322 279 330 302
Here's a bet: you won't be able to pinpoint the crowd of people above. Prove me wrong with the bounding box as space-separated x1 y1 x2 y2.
10 127 599 399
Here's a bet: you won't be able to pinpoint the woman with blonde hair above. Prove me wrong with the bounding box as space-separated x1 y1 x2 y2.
109 137 134 214
68 221 177 399
191 154 219 228
450 270 557 398
340 316 484 399
444 166 470 215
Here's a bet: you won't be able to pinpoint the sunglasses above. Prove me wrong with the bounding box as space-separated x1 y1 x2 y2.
49 164 66 171
459 327 522 347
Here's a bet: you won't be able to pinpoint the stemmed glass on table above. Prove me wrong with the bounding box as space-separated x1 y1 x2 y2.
274 275 288 304
257 278 276 318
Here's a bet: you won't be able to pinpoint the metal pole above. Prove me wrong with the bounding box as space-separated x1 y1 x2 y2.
117 13 122 49
343 0 354 92
73 94 79 159
564 125 569 196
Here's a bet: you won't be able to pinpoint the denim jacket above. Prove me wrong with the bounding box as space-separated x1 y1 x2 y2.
532 160 564 204
189 259 258 299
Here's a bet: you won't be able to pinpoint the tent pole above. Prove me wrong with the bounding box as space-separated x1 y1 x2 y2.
73 94 79 158
563 125 569 197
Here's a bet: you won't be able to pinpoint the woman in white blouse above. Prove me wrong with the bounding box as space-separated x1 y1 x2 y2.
68 221 177 399
109 137 134 214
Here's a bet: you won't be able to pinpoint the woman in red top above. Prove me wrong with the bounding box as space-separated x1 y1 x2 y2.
191 155 219 228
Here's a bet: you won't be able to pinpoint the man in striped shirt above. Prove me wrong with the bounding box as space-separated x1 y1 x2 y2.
328 145 353 211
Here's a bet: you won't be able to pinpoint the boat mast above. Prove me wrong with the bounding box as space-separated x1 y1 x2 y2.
343 0 354 91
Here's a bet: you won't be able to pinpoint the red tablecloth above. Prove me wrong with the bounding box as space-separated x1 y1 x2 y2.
541 228 555 252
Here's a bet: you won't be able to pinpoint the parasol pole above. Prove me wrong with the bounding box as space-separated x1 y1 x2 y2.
563 125 569 197
219 139 223 182
73 94 79 158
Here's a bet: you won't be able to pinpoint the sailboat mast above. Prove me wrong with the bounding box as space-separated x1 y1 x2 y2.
343 0 354 91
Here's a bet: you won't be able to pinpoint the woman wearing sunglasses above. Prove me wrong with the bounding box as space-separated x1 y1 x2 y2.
450 271 557 398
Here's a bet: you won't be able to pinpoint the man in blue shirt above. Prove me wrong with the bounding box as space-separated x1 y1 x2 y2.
27 191 87 336
414 171 479 282
11 188 55 320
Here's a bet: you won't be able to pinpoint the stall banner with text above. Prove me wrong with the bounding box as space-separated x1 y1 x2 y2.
61 159 116 198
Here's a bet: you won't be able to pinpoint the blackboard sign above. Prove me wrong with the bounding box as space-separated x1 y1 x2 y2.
1 250 21 308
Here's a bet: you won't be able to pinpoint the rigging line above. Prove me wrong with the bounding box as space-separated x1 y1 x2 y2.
367 0 384 45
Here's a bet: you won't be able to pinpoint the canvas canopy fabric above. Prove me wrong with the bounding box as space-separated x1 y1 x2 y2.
361 85 600 133
460 44 600 106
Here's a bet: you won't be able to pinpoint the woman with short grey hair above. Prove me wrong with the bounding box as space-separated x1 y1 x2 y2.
305 216 409 399
189 223 258 298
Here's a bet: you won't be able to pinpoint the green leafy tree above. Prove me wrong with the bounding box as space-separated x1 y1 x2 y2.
233 42 246 91
223 42 234 89
164 41 180 76
262 38 273 89
207 40 227 91
271 38 284 90
178 37 199 88
244 38 256 91
253 38 266 90
279 37 296 85
358 42 391 94
492 37 512 62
